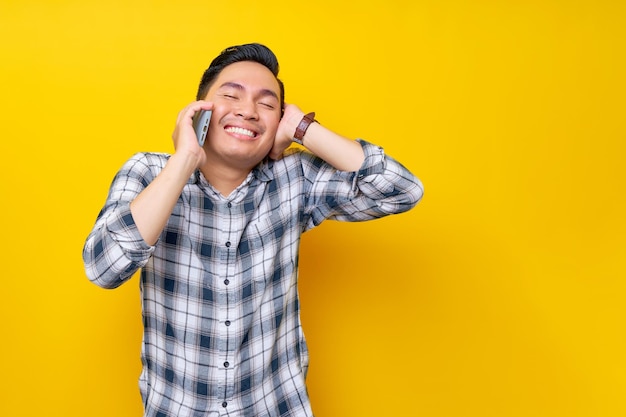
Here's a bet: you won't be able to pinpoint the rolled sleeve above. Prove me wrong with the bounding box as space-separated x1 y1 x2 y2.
303 139 424 228
82 152 166 289
354 139 386 178
84 203 155 289
351 140 424 215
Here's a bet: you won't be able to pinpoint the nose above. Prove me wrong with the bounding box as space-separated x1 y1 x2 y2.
235 99 258 120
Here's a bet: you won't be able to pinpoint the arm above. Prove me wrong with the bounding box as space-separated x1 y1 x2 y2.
82 153 164 288
130 101 212 245
299 139 424 230
129 152 197 245
83 101 212 288
269 104 365 171
269 104 423 227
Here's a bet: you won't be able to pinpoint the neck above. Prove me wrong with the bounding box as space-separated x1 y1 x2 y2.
199 158 254 197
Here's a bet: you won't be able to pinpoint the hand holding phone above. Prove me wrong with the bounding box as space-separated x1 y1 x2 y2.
192 109 212 146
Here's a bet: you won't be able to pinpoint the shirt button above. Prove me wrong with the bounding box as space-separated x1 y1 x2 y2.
224 361 229 368
225 320 231 326
222 402 228 408
224 279 230 285
225 241 231 247
227 202 232 208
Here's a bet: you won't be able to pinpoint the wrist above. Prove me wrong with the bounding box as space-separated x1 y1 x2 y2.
169 150 202 178
292 112 317 145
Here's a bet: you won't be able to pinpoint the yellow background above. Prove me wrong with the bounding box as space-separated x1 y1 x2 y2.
1 1 624 416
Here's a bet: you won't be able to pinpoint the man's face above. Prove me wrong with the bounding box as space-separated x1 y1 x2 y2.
202 61 282 170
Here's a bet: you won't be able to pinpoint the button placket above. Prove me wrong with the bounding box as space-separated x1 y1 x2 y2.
215 200 235 406
220 199 238 411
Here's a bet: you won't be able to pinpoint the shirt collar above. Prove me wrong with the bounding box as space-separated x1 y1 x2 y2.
188 157 275 185
253 157 275 182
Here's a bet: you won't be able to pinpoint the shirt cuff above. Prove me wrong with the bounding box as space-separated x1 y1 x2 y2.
355 139 386 178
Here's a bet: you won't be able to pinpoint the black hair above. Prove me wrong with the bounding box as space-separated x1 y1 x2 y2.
196 43 285 109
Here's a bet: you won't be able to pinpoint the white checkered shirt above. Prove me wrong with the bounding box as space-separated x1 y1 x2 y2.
83 140 423 416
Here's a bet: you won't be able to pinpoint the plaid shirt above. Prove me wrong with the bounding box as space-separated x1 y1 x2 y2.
83 140 423 416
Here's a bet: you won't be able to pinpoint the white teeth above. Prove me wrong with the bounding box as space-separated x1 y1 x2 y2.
225 126 256 137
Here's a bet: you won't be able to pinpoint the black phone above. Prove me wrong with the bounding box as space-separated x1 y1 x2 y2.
192 109 212 146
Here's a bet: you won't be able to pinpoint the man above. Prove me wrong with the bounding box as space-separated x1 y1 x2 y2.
83 43 423 417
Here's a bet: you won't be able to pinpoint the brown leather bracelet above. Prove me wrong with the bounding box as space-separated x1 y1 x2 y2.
293 112 317 145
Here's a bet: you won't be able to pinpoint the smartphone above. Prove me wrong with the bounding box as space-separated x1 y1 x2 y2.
192 109 212 146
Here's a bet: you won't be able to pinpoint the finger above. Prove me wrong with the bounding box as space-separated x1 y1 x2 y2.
181 100 214 122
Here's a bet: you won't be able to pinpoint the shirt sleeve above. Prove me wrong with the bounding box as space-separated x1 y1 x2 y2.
302 139 424 230
82 153 163 289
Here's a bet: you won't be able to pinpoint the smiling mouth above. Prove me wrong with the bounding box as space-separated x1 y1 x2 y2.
225 126 258 139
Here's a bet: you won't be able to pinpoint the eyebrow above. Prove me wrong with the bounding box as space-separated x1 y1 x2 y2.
218 82 279 100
